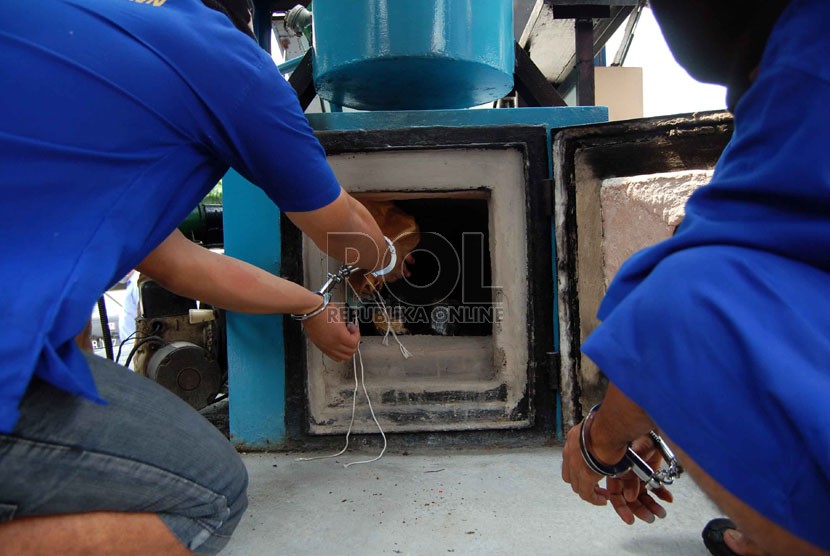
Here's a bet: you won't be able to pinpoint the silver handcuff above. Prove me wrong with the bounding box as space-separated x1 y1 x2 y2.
579 403 684 490
290 237 397 321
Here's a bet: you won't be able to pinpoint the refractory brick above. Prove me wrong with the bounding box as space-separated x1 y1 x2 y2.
600 169 713 285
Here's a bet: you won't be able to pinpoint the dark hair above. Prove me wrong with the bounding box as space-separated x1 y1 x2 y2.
202 0 256 40
650 0 789 111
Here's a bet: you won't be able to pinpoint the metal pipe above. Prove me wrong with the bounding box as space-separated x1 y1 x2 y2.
252 0 272 53
97 296 114 360
575 18 595 106
612 0 646 67
277 55 304 75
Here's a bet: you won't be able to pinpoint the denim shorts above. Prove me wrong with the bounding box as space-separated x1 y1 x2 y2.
0 353 248 555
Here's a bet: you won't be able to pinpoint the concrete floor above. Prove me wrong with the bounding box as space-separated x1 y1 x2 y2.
223 447 719 556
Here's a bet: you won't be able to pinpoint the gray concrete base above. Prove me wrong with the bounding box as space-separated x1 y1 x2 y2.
223 447 718 555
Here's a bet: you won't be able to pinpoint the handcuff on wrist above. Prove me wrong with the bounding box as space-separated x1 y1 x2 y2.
579 403 684 490
371 236 397 278
290 236 397 321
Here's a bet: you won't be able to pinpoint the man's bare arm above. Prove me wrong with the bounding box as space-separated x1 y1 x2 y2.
285 189 388 272
137 230 322 315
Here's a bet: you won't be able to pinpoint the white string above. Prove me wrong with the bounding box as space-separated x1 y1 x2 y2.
295 351 360 463
297 277 409 467
369 285 413 359
296 345 387 466
342 345 387 468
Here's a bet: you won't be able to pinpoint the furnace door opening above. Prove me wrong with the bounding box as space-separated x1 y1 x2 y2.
295 140 550 436
355 196 493 339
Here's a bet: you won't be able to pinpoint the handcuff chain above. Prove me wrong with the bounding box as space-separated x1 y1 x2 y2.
291 236 397 321
290 265 358 321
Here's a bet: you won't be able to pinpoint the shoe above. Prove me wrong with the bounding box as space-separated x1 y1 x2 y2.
702 518 740 556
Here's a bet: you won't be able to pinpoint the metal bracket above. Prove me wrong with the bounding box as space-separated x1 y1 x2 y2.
288 49 315 111
514 42 568 108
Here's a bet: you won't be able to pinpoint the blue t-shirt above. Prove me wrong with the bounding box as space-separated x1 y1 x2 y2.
582 0 830 549
0 0 341 432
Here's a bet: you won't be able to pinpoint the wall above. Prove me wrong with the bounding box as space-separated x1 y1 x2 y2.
595 66 644 121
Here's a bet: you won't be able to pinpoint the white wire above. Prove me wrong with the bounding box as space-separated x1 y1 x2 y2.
295 351 359 463
342 346 387 468
370 286 412 359
296 345 387 467
297 278 407 467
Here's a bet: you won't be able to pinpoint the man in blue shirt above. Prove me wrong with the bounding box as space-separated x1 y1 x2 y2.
561 1 829 555
0 0 397 553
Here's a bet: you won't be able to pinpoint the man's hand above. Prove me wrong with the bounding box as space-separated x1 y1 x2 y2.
561 383 671 524
562 422 673 525
561 420 618 506
598 435 673 525
301 303 360 362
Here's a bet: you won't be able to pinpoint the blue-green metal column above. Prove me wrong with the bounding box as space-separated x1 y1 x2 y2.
223 170 285 449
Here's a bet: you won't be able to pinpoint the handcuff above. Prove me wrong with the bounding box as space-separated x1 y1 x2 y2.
290 237 397 321
579 403 684 490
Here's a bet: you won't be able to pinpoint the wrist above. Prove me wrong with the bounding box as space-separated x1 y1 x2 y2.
295 290 325 315
584 405 629 466
290 292 328 321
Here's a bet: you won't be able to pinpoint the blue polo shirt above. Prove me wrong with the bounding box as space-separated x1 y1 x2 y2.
0 0 341 432
582 0 830 549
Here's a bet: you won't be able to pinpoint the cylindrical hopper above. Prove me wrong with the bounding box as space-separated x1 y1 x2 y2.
312 0 514 111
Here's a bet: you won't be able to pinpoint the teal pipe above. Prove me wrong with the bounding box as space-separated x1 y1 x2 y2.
277 55 304 75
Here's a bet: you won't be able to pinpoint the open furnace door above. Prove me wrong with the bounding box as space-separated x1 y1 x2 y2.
552 111 734 429
282 126 555 438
